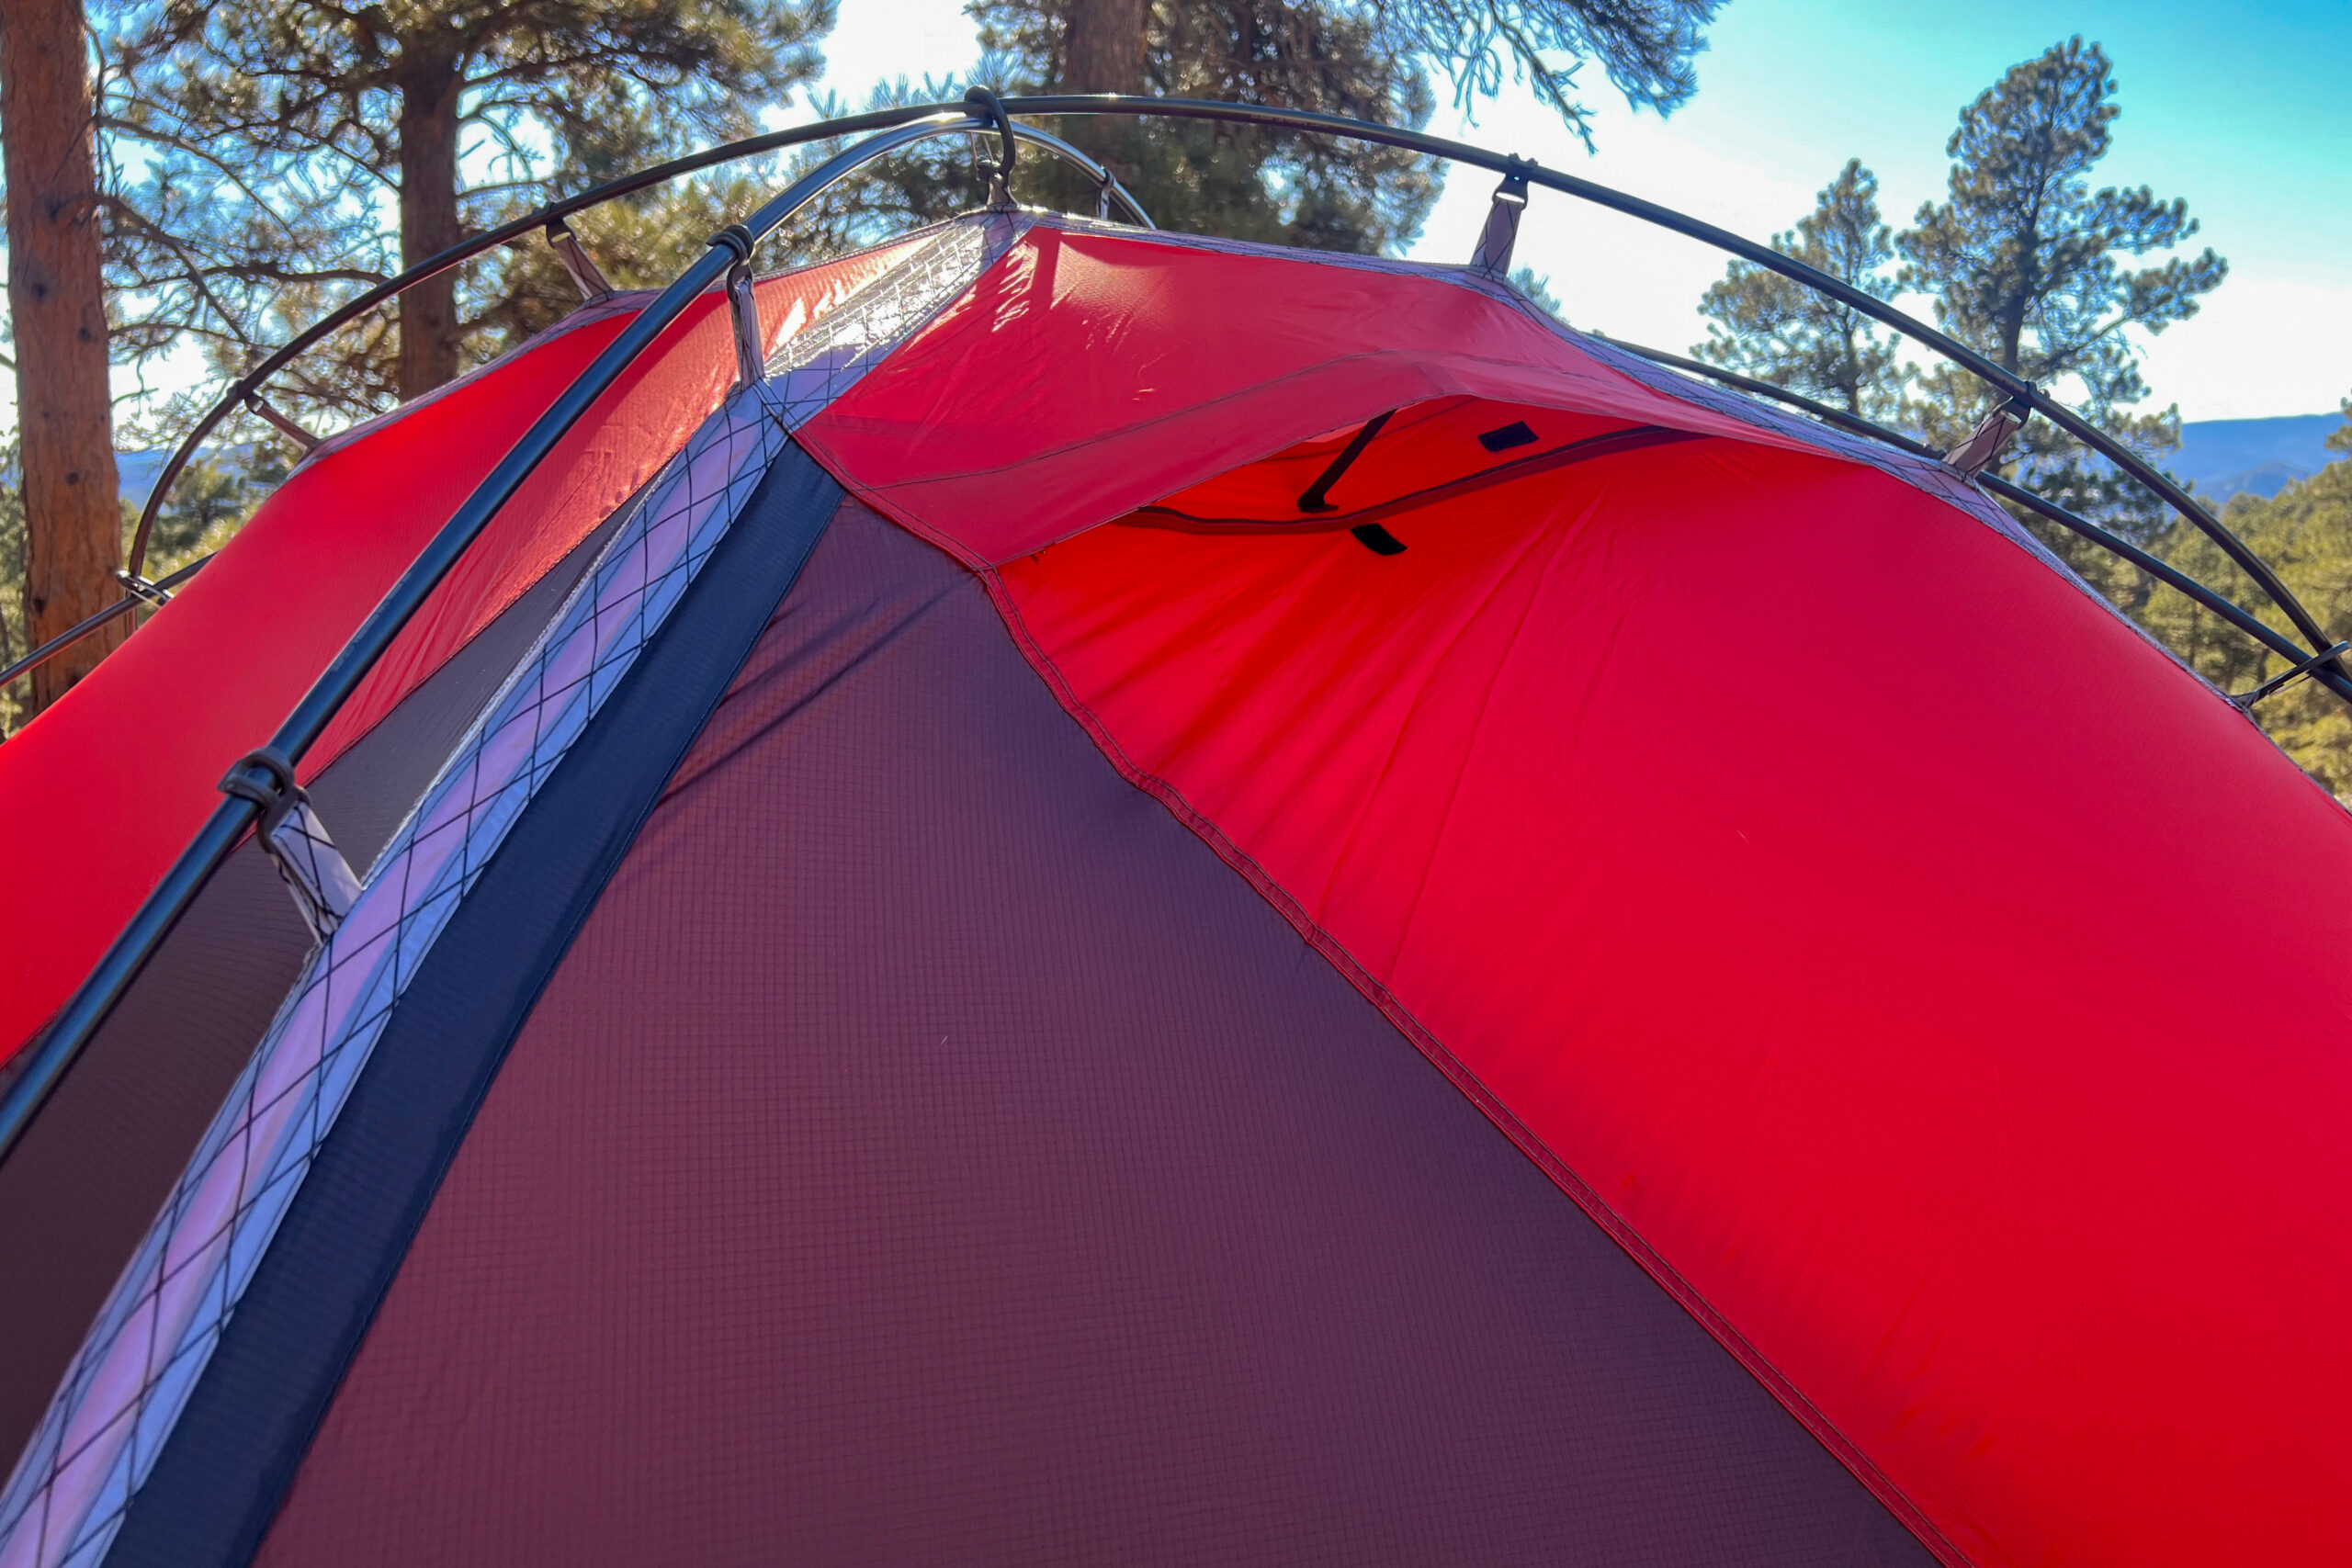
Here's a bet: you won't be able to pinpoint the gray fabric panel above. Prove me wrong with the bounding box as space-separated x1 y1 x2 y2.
0 501 628 1472
254 503 1937 1568
309 500 632 872
0 844 306 1468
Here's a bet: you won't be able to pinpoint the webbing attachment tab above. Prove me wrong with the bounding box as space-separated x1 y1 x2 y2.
243 391 318 454
964 85 1018 208
1469 160 1534 276
1943 392 2034 479
2232 641 2351 711
220 747 362 942
546 218 616 302
725 259 765 392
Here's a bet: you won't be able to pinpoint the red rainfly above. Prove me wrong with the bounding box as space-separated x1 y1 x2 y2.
0 247 922 1061
801 224 2352 1568
6 214 2348 1568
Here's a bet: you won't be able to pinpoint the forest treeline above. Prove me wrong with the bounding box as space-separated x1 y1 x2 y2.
2 5 2347 797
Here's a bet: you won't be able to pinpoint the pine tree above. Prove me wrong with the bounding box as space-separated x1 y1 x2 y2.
2143 454 2352 796
1693 159 1905 422
97 0 834 412
970 0 1724 256
1897 37 2224 570
3 0 126 712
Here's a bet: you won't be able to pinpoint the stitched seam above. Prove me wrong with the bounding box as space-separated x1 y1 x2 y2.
974 558 1978 1568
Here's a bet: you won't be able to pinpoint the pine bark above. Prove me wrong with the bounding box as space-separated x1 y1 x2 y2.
395 46 464 400
1059 0 1148 94
1056 0 1148 184
2 0 125 711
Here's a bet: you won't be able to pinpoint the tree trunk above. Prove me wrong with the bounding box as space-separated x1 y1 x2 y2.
395 47 464 400
1059 0 1148 94
1 0 123 713
1056 0 1149 186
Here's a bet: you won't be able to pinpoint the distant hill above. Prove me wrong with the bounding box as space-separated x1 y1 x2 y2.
2171 412 2345 503
111 446 259 508
115 449 173 507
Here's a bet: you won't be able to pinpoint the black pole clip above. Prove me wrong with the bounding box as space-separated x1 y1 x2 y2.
115 568 174 607
707 225 765 390
220 747 362 942
546 218 616 302
964 85 1018 208
1469 159 1534 276
1943 391 2035 479
2232 640 2351 711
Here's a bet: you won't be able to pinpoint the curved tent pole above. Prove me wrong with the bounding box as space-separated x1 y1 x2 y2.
116 109 1149 586
6 101 2340 1155
0 553 213 702
1001 96 2342 675
1596 336 2330 682
76 96 2332 700
0 113 1145 706
0 108 1056 1158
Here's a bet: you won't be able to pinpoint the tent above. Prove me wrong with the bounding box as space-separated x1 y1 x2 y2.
2 100 2348 1568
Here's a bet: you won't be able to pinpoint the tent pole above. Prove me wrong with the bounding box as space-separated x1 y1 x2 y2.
0 110 1039 1160
100 95 2308 697
11 99 2340 1161
1598 335 2332 686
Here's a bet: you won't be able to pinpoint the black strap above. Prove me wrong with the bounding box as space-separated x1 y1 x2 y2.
1297 410 1395 513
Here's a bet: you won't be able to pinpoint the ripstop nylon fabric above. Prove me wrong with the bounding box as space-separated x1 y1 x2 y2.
792 222 2032 569
7 210 2346 1568
986 411 2352 1568
250 502 1934 1568
0 502 627 1477
102 447 845 1568
788 220 2352 1568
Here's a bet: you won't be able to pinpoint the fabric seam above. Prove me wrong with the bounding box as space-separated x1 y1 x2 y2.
969 555 1979 1568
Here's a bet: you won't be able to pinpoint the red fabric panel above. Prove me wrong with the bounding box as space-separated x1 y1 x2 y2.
795 228 1837 566
0 247 918 1063
311 248 922 765
990 434 2352 1568
1140 397 1651 526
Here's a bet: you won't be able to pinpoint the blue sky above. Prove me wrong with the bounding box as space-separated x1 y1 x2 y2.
22 0 2339 434
805 0 2352 421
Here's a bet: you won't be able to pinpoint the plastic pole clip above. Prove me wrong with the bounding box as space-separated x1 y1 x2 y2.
219 747 363 942
114 569 174 607
2232 640 2351 710
963 85 1018 208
